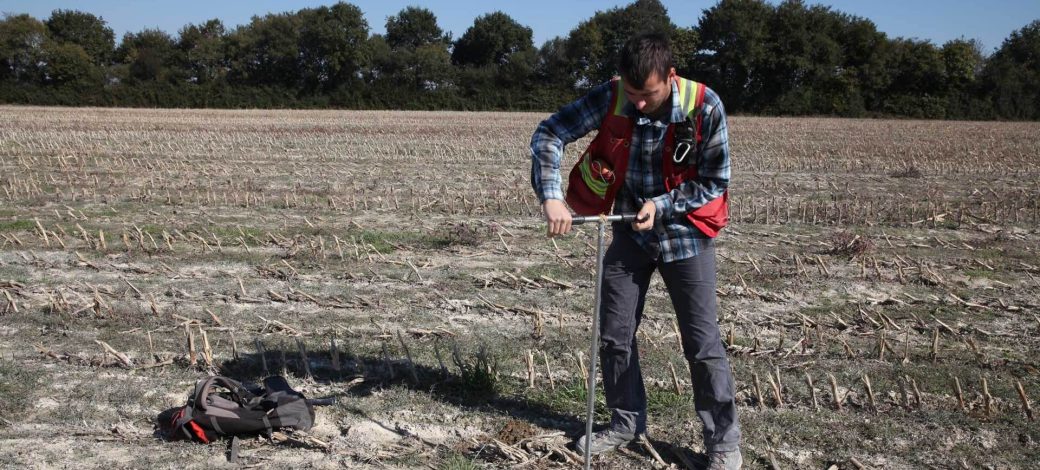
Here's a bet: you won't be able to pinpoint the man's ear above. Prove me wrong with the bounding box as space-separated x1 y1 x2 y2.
668 67 677 80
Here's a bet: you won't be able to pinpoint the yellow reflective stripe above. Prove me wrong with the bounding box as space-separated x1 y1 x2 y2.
613 79 626 116
685 80 697 115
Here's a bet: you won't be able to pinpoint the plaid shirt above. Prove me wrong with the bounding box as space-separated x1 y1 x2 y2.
530 78 731 263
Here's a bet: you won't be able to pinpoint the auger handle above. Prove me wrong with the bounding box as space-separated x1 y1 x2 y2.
570 213 645 225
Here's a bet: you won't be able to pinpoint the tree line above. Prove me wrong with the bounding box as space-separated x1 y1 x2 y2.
1 0 1038 119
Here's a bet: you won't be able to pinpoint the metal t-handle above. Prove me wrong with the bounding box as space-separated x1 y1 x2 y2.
573 213 638 469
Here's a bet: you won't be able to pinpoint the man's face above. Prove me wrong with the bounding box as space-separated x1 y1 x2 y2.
623 68 675 116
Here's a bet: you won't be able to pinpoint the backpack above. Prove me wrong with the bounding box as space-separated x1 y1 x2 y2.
158 375 316 443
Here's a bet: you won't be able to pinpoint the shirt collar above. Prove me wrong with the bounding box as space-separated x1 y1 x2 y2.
622 79 684 126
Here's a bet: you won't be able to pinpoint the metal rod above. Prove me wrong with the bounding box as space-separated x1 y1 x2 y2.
583 217 615 469
571 213 641 225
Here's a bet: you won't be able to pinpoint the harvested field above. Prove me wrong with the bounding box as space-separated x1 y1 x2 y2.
0 105 1038 469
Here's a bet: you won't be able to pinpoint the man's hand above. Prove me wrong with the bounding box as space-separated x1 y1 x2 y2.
632 201 655 232
543 199 572 237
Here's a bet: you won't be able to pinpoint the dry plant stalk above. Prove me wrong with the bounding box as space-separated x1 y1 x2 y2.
669 361 682 394
982 377 994 417
806 372 818 410
1016 380 1034 421
542 351 555 391
767 374 783 407
830 374 842 411
199 327 214 368
229 330 238 361
752 373 765 409
185 324 197 366
863 374 877 413
330 333 341 372
526 350 535 389
576 353 589 389
954 376 966 411
95 340 133 368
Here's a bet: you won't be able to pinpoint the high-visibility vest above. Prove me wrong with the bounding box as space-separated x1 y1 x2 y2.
564 76 729 238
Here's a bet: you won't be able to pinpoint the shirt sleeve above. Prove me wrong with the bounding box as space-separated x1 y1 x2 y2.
651 87 731 220
530 81 613 203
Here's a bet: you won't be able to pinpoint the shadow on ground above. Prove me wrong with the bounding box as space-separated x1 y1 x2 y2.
213 340 714 468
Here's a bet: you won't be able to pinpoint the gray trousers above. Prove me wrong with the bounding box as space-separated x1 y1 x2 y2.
598 232 740 453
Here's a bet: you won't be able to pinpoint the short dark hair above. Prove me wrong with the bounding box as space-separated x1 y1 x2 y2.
618 32 673 88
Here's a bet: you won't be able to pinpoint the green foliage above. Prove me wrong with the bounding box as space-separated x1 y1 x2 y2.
982 20 1040 120
0 14 48 83
0 1 1037 119
45 9 115 65
117 29 179 83
177 19 227 85
386 7 445 51
296 3 369 90
452 11 534 68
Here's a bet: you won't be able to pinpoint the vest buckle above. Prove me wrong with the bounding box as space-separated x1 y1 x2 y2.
673 116 697 166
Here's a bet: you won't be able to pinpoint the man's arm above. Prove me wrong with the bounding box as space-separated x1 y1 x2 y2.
530 81 613 235
649 87 730 221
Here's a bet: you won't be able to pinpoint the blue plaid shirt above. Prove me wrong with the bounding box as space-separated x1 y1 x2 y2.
530 78 731 263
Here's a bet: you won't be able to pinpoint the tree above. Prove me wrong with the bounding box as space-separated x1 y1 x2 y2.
178 19 227 85
378 7 450 91
41 41 100 88
982 20 1040 119
118 29 180 82
386 7 445 50
452 12 534 67
671 26 699 79
0 14 48 83
296 2 369 90
695 0 774 112
227 13 300 86
535 36 575 87
565 0 674 87
45 9 114 66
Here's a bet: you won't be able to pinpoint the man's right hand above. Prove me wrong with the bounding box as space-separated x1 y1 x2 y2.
542 199 572 237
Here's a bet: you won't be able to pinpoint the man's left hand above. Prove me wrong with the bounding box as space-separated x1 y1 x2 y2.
632 201 655 231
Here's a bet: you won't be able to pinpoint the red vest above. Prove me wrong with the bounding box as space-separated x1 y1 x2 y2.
564 76 729 238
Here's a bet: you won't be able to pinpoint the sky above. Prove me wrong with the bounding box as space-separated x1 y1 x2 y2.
3 0 1039 54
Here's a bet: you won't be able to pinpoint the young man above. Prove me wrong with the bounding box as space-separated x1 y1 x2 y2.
529 33 741 469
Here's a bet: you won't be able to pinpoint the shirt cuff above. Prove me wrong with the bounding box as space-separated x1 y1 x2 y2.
651 194 673 221
539 185 565 204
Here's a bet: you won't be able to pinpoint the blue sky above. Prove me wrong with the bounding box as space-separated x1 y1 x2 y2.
3 0 1038 54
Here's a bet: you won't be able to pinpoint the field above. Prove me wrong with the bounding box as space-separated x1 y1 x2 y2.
0 105 1038 469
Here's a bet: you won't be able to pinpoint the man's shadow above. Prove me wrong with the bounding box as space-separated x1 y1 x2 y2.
216 339 711 468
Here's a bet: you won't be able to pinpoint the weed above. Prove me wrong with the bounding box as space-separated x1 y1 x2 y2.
439 453 479 470
827 230 875 259
451 343 499 399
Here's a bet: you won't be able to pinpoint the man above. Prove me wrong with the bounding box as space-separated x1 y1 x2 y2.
529 33 741 469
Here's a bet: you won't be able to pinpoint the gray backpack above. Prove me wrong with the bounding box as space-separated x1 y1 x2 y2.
159 375 317 443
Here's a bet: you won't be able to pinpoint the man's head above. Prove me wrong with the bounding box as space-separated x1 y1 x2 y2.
618 32 676 116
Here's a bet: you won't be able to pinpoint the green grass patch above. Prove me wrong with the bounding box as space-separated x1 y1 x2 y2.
352 229 452 253
0 219 35 232
0 360 45 423
438 453 479 470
